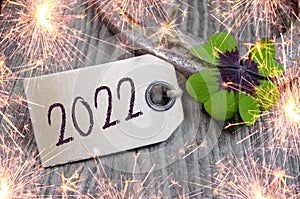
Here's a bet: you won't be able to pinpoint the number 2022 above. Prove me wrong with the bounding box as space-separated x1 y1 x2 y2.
47 77 143 147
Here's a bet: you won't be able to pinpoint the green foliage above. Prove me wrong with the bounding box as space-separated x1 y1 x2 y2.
258 59 284 77
238 93 261 126
204 90 238 121
186 32 284 126
186 69 219 103
207 32 237 55
250 38 275 64
254 80 280 111
250 38 284 76
190 32 237 65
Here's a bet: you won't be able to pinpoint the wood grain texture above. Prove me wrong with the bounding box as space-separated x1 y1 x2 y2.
1 0 299 198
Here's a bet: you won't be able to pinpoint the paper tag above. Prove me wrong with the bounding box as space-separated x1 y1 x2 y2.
24 55 183 167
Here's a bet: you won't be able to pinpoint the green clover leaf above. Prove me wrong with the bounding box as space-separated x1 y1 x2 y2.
250 38 275 64
186 69 220 103
258 59 284 77
254 79 280 111
190 32 237 65
204 90 238 121
238 93 261 126
186 32 284 126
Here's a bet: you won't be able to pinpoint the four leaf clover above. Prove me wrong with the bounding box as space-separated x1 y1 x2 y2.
186 32 284 125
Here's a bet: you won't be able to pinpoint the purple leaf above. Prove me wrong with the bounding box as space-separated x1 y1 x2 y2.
217 50 262 95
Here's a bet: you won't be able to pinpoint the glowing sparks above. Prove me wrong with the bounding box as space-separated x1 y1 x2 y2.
89 0 174 24
0 55 12 110
0 178 9 199
0 0 86 73
213 155 298 199
35 2 54 32
0 135 45 198
87 158 169 198
150 20 176 47
58 170 81 198
85 0 188 49
0 54 24 137
264 68 300 154
283 97 300 122
149 6 187 47
210 0 299 38
90 158 147 198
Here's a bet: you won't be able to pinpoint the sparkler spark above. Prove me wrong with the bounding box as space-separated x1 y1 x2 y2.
0 54 12 110
87 0 173 25
0 178 9 199
0 54 24 137
85 0 188 49
0 135 45 198
84 156 189 198
0 0 87 73
210 0 299 39
264 68 300 155
149 5 188 47
58 169 82 198
284 98 300 122
89 158 159 198
35 3 55 32
213 154 298 199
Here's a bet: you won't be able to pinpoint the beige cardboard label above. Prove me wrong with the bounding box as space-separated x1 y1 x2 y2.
24 55 183 167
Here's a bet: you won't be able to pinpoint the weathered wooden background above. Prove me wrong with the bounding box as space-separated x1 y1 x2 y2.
1 0 299 198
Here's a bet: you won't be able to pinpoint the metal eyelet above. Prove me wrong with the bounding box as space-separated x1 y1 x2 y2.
145 80 176 111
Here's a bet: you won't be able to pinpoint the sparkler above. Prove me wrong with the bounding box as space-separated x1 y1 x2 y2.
88 157 160 198
0 54 12 111
234 26 300 154
212 153 299 199
0 135 45 198
58 169 82 199
149 5 188 47
210 0 299 39
86 0 174 26
262 68 300 155
85 0 189 50
83 155 189 198
84 0 200 77
0 53 24 137
0 0 87 74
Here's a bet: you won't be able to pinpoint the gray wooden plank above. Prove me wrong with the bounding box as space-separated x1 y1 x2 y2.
0 0 299 198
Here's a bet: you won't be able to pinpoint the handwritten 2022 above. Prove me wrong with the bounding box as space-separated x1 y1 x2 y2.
47 77 143 147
